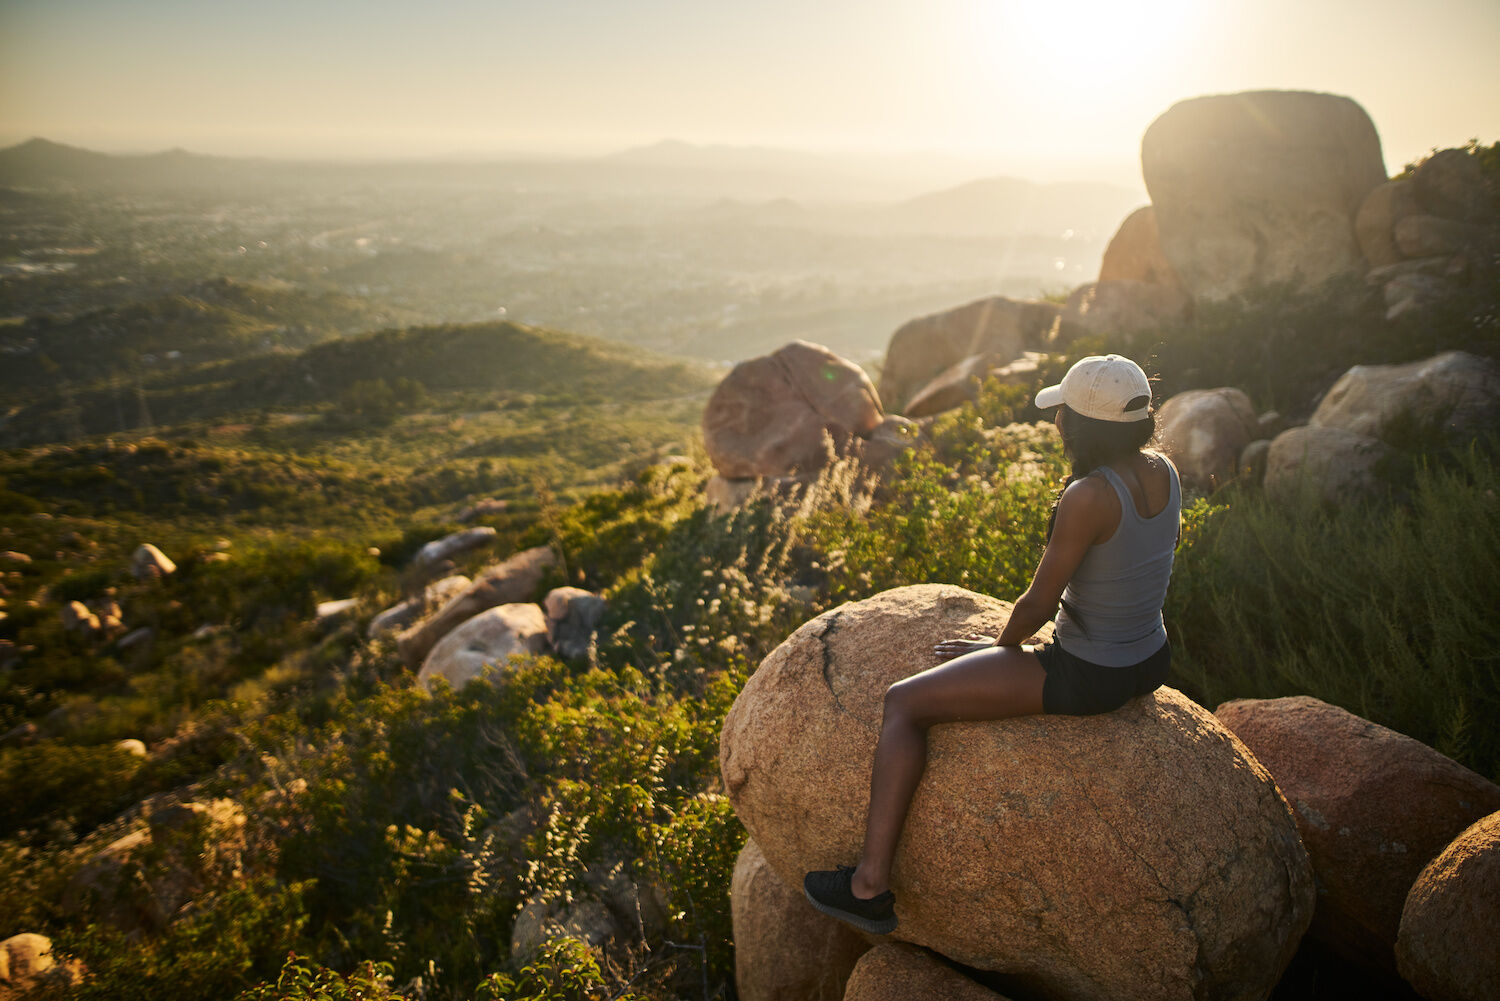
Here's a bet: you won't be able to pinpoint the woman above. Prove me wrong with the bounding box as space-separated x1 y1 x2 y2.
803 353 1181 935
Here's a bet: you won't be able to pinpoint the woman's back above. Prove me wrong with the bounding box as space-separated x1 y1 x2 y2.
1055 453 1180 666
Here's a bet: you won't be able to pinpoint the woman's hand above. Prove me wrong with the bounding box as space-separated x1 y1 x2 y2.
932 634 996 662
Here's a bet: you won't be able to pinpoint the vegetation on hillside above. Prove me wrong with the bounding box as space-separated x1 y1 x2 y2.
0 239 1496 1000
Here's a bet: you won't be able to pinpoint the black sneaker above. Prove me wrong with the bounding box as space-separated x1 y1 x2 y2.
803 865 897 934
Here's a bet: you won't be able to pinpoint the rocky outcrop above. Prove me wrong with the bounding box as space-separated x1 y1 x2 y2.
1142 90 1387 301
731 838 868 1001
703 340 882 480
543 587 606 660
1309 350 1500 441
879 298 1059 414
1396 810 1500 1001
843 943 1010 1001
1214 697 1500 973
396 546 555 668
130 543 176 579
417 603 549 691
1262 425 1389 506
722 584 1313 1001
1157 387 1259 492
1051 280 1189 345
1098 206 1181 290
1358 148 1497 319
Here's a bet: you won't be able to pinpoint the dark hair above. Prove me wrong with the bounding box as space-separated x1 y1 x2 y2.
1045 401 1157 541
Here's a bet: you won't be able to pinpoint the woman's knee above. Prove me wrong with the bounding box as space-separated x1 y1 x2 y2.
882 678 932 730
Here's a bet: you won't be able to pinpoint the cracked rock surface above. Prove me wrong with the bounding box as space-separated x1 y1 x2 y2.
720 584 1313 1001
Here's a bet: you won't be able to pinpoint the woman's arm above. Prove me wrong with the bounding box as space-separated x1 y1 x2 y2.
994 475 1115 646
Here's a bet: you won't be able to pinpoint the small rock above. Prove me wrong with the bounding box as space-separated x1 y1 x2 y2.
117 627 154 652
61 601 101 634
0 551 31 565
130 544 176 580
543 587 606 661
115 739 148 757
1238 438 1271 485
315 598 360 625
411 527 498 570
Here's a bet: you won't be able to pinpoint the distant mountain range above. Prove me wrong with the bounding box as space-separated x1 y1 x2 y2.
0 137 1144 217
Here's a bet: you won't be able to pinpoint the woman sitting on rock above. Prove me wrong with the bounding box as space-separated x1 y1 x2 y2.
803 353 1181 935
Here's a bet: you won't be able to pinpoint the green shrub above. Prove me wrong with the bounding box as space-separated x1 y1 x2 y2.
1168 449 1500 780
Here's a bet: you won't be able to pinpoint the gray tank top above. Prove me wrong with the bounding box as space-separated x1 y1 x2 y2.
1055 459 1181 666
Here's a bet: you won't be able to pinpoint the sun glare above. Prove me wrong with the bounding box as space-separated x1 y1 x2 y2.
961 0 1207 99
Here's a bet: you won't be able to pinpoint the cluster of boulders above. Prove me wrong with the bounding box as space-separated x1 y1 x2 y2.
1357 148 1499 319
1215 697 1500 999
721 585 1500 1001
1152 350 1500 502
358 535 605 690
696 92 1495 510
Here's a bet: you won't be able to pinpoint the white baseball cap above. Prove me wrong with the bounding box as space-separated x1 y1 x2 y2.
1034 354 1152 422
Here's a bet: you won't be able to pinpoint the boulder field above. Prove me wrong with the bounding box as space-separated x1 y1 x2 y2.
721 584 1314 1001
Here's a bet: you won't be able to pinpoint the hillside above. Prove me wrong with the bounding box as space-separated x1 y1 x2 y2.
0 278 414 403
1 318 717 447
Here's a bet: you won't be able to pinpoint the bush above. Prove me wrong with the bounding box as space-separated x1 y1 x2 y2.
1167 448 1500 780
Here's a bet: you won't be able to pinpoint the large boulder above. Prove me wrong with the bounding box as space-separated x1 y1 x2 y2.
721 584 1313 1001
1396 810 1500 1001
1393 214 1490 259
417 603 548 692
879 298 1060 414
1098 206 1182 289
1410 147 1496 222
1263 425 1390 506
1051 280 1188 345
1214 697 1500 973
397 546 556 667
731 838 868 1001
1156 387 1259 492
1141 91 1387 301
1310 351 1500 442
703 341 883 479
844 943 1010 1001
1355 179 1423 268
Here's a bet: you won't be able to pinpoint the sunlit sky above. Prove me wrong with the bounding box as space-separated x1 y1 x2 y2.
2 0 1497 185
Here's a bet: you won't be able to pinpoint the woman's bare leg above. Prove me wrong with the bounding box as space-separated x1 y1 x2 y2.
848 645 1046 899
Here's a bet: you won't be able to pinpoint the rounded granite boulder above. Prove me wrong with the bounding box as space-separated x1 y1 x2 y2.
720 584 1314 1001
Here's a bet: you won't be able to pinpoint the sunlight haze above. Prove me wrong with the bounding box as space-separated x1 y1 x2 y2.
1 0 1498 183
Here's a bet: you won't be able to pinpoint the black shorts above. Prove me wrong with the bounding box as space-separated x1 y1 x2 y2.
1034 639 1170 716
